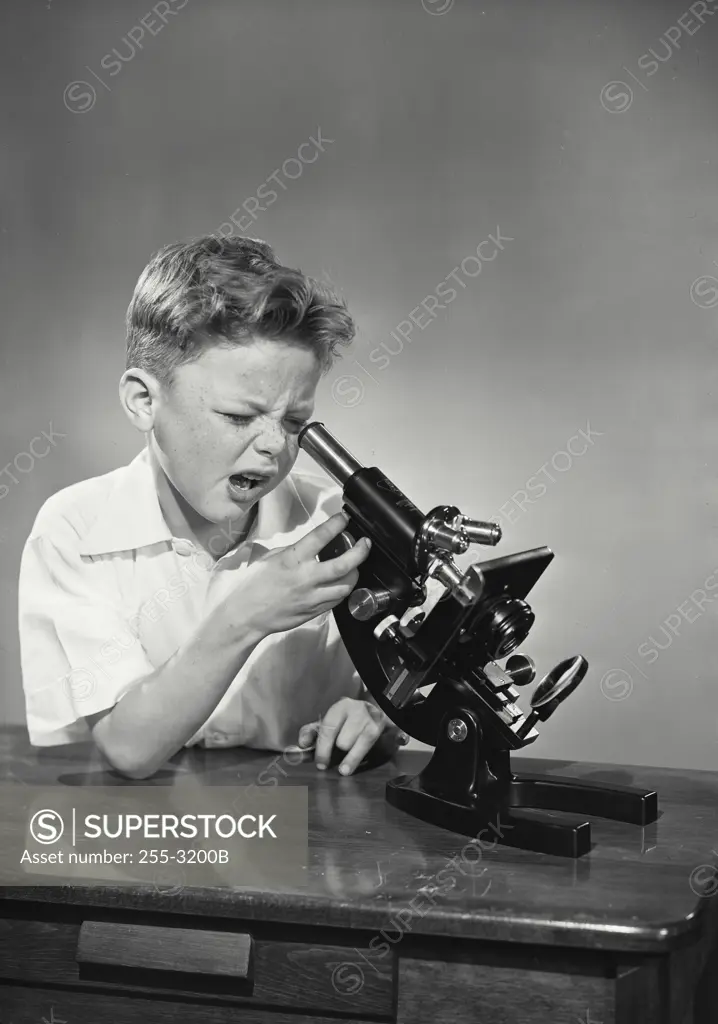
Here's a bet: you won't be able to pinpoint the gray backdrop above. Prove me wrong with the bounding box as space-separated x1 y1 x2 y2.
1 0 716 769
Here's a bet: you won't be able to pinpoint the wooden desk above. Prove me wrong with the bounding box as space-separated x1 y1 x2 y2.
0 724 716 1023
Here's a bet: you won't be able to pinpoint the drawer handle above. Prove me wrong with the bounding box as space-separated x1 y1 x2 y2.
77 921 253 980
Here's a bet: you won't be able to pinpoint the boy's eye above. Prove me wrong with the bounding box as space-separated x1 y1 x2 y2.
223 413 307 433
224 413 254 426
285 419 308 434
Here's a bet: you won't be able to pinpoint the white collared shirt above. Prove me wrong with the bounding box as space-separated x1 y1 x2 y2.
18 447 362 750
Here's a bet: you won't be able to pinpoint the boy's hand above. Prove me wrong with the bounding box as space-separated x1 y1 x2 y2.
297 697 409 776
225 512 371 639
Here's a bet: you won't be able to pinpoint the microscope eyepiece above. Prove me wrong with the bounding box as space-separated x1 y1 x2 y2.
298 422 362 486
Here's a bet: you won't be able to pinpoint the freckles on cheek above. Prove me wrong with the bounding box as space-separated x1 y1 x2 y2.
285 437 300 463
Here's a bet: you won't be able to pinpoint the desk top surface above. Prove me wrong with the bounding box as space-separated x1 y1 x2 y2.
0 726 716 954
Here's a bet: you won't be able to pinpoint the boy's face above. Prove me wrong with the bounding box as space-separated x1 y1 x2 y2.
151 337 322 525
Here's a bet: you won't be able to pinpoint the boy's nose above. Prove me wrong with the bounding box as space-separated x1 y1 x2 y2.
254 427 286 457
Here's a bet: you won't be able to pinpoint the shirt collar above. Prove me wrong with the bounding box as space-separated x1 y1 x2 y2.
78 448 320 557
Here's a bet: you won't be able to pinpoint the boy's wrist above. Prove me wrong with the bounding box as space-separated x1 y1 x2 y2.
208 599 268 652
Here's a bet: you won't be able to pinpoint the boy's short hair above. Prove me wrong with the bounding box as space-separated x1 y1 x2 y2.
125 235 354 384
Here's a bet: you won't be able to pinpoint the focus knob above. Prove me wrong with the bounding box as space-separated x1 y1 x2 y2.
348 587 394 621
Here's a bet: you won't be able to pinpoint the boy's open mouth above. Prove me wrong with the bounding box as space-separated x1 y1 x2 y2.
228 471 273 498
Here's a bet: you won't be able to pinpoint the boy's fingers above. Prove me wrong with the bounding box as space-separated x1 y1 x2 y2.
320 568 359 599
317 538 371 582
337 722 381 777
297 722 319 747
333 715 369 754
292 512 350 560
314 706 347 769
381 727 410 752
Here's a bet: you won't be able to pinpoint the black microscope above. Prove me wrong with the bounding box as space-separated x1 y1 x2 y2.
298 422 658 858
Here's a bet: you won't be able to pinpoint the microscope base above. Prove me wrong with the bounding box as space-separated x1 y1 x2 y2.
507 773 658 826
386 775 593 857
386 772 659 858
386 707 659 858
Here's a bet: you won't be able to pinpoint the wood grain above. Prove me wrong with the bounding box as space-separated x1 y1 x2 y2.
76 920 253 977
396 943 671 1024
0 984 381 1024
0 916 394 1016
0 725 716 955
398 956 614 1024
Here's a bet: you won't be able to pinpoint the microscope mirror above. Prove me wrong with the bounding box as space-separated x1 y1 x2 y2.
530 655 588 709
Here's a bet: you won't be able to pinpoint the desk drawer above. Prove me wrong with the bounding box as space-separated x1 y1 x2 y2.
0 917 393 1018
0 984 381 1024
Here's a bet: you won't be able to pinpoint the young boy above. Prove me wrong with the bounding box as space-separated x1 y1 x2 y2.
18 234 402 779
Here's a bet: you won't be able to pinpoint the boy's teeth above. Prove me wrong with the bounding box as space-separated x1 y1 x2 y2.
232 473 262 489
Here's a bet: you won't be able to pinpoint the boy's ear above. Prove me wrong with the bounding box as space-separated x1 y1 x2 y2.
119 368 163 432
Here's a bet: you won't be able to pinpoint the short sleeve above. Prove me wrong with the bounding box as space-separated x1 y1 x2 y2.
19 533 156 746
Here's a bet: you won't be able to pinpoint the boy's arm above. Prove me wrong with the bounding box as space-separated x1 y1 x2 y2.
87 610 264 779
19 531 263 778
